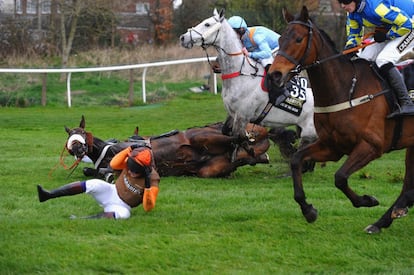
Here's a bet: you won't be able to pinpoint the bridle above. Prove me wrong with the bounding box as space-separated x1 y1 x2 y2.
188 16 262 79
277 20 315 74
66 129 89 158
57 129 89 172
277 19 375 76
275 19 387 114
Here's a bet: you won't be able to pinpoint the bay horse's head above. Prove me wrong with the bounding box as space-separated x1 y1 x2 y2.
64 115 91 160
180 8 225 49
268 6 320 87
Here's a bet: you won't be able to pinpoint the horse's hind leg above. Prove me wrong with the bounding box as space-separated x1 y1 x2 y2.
334 142 381 208
298 135 317 173
365 147 414 233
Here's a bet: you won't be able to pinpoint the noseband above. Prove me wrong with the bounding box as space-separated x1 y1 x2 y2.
66 129 92 158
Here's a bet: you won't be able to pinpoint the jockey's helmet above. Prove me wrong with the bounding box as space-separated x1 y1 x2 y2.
337 0 357 4
127 148 152 174
228 16 248 36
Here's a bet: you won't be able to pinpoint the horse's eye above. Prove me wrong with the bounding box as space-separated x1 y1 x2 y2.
296 37 303 43
205 23 211 27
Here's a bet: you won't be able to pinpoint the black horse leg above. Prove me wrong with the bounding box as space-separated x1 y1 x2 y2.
222 115 234 136
365 147 414 233
392 189 414 218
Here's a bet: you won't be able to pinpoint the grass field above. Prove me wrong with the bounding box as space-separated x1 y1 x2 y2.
1 90 414 274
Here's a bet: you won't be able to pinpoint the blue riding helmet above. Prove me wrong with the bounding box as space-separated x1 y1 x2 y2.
228 16 248 30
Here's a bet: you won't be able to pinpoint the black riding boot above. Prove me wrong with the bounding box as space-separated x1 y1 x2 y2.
37 181 86 202
380 63 414 118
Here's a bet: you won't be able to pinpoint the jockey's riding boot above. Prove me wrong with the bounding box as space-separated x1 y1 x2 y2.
37 181 86 202
380 63 414 118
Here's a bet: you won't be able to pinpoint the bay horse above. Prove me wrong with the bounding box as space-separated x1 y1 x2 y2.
64 116 270 180
179 9 317 171
267 6 414 233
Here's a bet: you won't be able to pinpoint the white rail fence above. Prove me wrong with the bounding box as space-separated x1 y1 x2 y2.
0 57 218 107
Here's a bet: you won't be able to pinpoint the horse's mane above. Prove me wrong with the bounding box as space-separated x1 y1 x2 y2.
294 13 340 54
318 28 339 54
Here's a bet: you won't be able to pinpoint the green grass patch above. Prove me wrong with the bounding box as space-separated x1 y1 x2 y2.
1 94 414 274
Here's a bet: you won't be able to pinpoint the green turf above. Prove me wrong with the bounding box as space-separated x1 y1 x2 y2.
1 92 414 274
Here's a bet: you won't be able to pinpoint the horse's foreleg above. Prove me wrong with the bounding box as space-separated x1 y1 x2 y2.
334 142 381 208
222 115 234 136
392 189 414 218
291 140 341 223
365 147 414 234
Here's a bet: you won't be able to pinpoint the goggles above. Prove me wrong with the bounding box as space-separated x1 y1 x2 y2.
338 0 353 4
233 28 246 36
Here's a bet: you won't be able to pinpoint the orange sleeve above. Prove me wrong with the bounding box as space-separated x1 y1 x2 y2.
110 147 131 170
143 186 159 212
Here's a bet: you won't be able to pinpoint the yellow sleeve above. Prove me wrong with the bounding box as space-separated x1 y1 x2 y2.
110 147 131 170
143 186 159 212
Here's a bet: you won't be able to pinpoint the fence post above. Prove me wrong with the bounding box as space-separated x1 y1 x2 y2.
41 73 47 106
129 69 134 106
142 67 148 103
67 72 72 107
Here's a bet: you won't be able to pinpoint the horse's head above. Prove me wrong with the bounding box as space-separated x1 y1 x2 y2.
180 8 226 49
268 6 318 87
65 115 90 160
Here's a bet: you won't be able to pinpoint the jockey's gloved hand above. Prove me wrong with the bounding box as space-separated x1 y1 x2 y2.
343 44 357 59
373 31 387 43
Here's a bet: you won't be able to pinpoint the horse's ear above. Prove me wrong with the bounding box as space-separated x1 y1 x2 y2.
80 115 85 129
219 8 225 19
65 126 70 134
213 8 218 17
282 7 294 23
300 5 310 21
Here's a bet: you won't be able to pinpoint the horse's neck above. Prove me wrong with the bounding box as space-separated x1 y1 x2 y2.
217 34 246 73
307 48 357 105
88 137 108 162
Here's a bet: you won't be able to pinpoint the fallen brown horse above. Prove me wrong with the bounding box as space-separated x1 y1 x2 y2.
267 6 414 233
64 116 270 179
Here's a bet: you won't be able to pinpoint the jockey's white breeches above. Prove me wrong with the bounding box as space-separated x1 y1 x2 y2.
359 31 414 67
85 179 131 219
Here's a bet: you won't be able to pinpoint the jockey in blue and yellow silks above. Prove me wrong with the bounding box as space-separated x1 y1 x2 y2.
228 16 280 70
338 0 414 118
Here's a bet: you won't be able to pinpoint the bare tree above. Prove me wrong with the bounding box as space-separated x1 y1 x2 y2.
59 0 82 71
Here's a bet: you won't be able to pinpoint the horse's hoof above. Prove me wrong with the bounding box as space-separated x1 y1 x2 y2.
391 207 408 219
303 205 318 223
364 195 380 207
364 224 381 234
355 195 379 208
83 167 97 177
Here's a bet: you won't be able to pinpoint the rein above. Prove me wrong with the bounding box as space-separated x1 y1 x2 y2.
277 20 383 113
48 144 82 178
278 20 376 73
194 16 261 80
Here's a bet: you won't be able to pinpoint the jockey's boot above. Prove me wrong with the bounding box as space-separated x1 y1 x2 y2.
380 63 414 118
37 181 86 202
